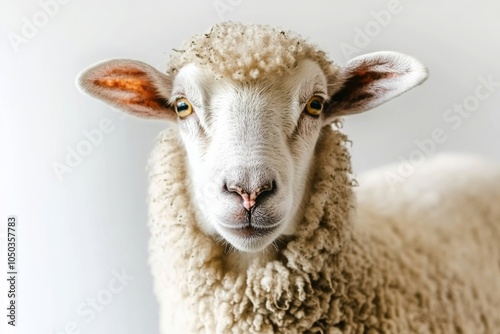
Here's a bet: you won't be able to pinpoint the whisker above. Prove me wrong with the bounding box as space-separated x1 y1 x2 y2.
275 237 287 246
271 241 279 252
263 246 271 254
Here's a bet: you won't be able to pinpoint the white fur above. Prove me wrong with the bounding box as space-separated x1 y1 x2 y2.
172 60 327 252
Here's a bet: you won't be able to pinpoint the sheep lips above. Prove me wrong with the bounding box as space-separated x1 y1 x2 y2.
219 209 281 239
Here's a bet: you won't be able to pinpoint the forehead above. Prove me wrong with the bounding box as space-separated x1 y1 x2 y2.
172 59 328 101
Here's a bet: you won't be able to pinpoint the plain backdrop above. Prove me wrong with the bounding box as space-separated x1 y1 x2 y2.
1 0 499 333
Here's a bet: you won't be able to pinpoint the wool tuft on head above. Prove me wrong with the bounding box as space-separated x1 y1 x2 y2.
167 22 338 81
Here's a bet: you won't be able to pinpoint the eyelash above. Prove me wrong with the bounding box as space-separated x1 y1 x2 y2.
300 91 328 105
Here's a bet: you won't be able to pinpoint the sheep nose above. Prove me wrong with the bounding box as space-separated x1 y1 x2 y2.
225 180 275 211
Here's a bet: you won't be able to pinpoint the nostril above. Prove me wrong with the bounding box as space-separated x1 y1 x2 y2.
252 180 276 209
225 183 245 196
254 180 274 197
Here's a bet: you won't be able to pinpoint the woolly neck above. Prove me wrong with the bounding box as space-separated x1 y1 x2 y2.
148 124 356 332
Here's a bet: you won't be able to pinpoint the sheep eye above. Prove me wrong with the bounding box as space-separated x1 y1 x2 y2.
305 96 324 116
175 98 193 118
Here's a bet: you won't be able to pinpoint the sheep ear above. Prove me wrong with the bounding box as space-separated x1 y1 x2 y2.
324 51 427 122
77 59 176 120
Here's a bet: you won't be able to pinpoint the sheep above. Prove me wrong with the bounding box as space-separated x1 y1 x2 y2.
77 22 500 333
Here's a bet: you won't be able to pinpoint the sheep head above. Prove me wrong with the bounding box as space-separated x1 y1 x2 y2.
77 23 427 253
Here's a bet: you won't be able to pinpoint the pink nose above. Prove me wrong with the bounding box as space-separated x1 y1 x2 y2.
225 181 274 211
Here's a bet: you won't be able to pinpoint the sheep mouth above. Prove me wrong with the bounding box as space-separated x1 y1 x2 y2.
216 211 284 250
221 225 276 239
216 221 283 252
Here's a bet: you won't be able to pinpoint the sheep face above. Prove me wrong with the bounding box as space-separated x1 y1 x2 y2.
171 60 328 251
78 41 426 253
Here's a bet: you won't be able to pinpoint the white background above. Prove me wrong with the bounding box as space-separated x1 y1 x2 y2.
1 0 499 333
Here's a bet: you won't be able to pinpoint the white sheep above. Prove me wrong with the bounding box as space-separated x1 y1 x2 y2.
77 22 500 333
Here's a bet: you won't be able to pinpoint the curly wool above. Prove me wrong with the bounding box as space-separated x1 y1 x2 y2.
148 125 356 333
167 22 338 81
148 124 500 333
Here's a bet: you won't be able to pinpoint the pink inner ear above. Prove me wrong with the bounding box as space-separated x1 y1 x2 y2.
328 67 398 114
355 67 396 83
93 67 169 111
343 68 395 98
323 52 427 120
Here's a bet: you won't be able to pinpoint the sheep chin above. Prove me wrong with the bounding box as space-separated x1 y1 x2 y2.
215 223 284 253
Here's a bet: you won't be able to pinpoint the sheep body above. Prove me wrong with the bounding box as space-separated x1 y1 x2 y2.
77 21 500 334
148 125 500 333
